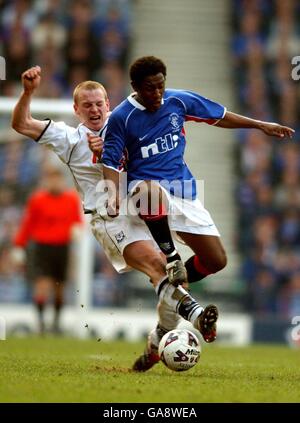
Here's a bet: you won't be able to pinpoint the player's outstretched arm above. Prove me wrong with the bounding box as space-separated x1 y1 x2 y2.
11 66 48 140
215 111 295 139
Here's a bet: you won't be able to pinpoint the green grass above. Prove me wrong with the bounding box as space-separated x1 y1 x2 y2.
0 337 300 402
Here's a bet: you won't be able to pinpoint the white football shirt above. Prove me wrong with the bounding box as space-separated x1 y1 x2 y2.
37 119 107 212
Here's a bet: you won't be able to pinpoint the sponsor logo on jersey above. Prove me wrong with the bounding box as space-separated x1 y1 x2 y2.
140 133 179 158
138 133 148 141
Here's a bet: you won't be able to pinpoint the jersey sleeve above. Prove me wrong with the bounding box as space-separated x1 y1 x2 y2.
180 90 226 125
101 112 126 172
37 120 77 163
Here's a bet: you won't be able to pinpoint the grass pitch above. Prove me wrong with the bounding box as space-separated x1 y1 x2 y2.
0 337 300 403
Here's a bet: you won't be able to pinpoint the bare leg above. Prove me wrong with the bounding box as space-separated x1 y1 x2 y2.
132 181 187 285
123 240 167 287
33 276 53 334
53 281 64 333
177 233 227 282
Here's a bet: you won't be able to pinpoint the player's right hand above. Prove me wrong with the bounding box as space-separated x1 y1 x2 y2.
21 66 41 93
87 133 103 162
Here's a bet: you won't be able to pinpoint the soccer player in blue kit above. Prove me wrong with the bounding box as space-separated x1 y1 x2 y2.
100 56 294 371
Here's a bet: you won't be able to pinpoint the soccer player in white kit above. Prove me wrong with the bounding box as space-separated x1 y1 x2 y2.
12 66 219 372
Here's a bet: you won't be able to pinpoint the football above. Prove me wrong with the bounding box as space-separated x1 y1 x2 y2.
158 329 201 371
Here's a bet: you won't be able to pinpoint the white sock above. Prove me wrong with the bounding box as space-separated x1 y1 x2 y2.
156 279 203 327
157 300 182 332
147 302 182 355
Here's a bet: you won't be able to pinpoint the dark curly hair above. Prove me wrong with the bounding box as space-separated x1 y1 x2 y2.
129 56 167 86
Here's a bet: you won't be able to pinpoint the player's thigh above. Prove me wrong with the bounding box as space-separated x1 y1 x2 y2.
90 213 163 274
34 276 55 296
177 232 227 268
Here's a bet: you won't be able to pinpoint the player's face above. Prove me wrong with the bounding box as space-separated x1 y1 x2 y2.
134 73 165 112
74 89 110 131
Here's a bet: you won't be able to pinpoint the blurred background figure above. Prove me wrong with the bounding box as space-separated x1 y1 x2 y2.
11 166 83 334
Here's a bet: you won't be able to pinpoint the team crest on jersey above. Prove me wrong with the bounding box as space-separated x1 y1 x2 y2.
169 113 180 130
115 230 126 243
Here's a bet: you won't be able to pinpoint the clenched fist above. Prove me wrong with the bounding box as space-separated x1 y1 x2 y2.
21 66 41 93
87 132 104 162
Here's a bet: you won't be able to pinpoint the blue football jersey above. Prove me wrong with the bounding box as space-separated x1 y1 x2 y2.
102 89 226 199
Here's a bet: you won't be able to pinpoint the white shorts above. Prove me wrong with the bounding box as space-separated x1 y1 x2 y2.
90 213 159 273
91 185 220 273
168 195 220 241
129 181 220 243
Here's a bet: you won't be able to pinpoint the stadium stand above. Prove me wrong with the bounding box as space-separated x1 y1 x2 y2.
231 0 300 319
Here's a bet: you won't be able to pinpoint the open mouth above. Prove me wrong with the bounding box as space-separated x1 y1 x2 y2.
89 116 101 122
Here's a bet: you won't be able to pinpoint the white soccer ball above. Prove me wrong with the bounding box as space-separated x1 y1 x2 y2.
158 329 201 372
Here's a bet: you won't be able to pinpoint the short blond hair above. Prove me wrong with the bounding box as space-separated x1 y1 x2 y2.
73 81 108 104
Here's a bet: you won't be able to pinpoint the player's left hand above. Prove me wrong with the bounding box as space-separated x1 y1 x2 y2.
260 122 295 139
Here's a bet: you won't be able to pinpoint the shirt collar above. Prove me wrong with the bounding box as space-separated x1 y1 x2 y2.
127 93 164 111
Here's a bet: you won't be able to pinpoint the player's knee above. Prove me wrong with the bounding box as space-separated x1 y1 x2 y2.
211 251 227 273
201 250 227 274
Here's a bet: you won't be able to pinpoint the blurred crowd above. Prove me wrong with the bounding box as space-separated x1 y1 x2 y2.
0 0 132 307
0 0 131 108
232 0 300 318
